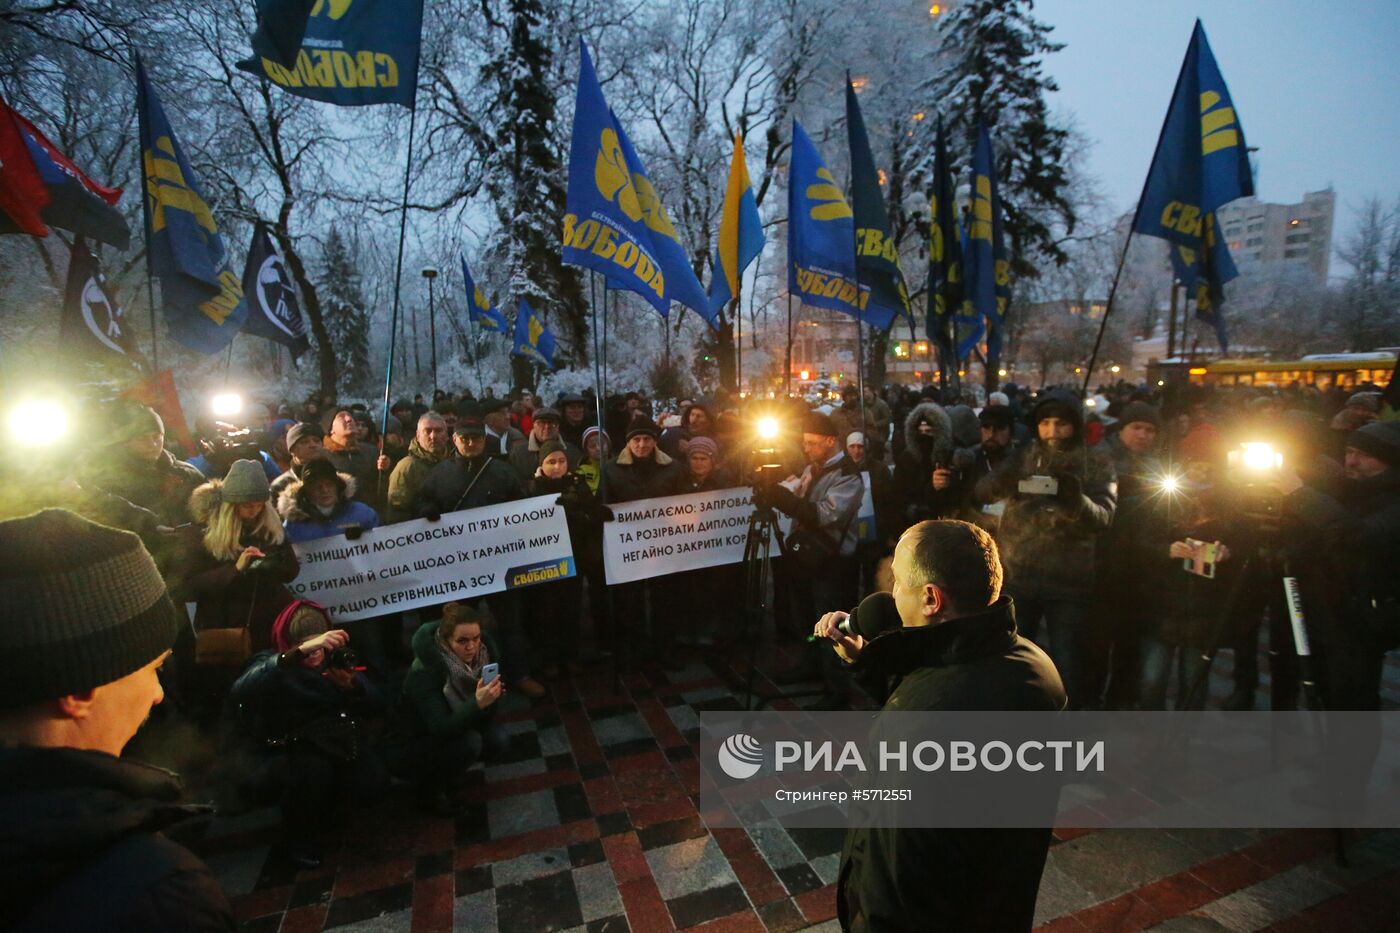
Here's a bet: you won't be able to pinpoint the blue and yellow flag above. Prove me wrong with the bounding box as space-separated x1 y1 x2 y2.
136 58 246 354
1133 20 1252 350
708 133 765 323
562 41 707 320
512 299 556 368
927 117 962 366
460 255 508 334
846 79 911 329
788 121 886 327
962 124 1010 362
237 0 423 108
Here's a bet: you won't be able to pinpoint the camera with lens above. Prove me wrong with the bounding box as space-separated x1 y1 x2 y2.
1226 441 1286 527
325 646 360 672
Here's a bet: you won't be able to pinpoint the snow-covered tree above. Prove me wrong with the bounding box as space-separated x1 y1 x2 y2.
317 228 371 396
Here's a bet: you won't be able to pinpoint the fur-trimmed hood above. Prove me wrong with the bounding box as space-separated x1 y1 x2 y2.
902 402 954 466
276 470 358 524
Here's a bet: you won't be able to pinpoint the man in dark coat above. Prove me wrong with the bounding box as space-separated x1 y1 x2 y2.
973 389 1116 707
0 510 234 931
820 520 1064 932
507 407 582 483
892 401 964 528
415 412 545 698
77 403 204 527
323 409 391 509
602 419 681 503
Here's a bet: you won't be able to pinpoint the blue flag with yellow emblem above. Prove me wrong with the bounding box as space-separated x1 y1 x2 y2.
512 299 556 368
846 78 911 329
788 121 887 327
563 41 707 320
927 116 962 366
962 124 1009 362
708 133 765 323
237 0 423 108
1133 20 1252 350
460 255 508 334
136 57 246 354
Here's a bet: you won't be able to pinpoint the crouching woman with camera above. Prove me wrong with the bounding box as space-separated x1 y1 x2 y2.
383 603 510 815
229 602 386 867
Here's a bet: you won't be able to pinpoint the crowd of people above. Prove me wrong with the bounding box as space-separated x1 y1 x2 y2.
0 371 1396 929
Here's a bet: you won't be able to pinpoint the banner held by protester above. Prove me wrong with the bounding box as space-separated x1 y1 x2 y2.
288 495 575 621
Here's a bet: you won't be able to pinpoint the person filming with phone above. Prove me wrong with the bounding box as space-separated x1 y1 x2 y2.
384 603 510 816
973 389 1116 708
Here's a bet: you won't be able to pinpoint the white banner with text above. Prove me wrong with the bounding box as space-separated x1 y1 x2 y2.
603 487 757 584
287 495 575 620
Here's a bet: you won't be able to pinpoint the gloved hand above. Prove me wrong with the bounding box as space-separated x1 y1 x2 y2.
600 506 616 522
1054 472 1083 510
765 482 801 516
344 524 364 540
422 507 442 523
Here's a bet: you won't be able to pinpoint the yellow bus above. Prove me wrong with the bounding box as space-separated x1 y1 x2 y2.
1152 352 1396 390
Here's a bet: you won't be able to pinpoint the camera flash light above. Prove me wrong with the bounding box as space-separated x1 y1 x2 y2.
1238 442 1282 473
8 399 69 448
211 392 244 418
756 417 780 441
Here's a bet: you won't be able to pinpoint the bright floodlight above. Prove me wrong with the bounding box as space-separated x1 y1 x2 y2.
1159 474 1181 495
756 416 780 440
211 392 243 418
8 399 69 448
1239 442 1282 473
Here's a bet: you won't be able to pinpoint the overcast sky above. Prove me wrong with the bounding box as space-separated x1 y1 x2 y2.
1036 0 1400 269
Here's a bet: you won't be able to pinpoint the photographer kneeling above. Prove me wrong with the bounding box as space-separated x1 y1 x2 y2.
229 602 386 868
384 602 509 816
821 520 1066 932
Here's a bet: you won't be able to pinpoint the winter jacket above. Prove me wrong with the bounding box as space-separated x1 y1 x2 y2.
484 426 526 460
417 453 525 517
974 391 1117 601
171 483 299 652
778 452 864 558
386 439 453 523
508 434 583 483
277 473 381 544
76 448 204 527
0 746 233 932
322 436 381 507
1097 436 1172 589
388 621 502 743
667 465 738 496
529 471 604 560
837 597 1065 933
892 402 966 525
269 460 316 502
230 650 385 748
602 447 682 504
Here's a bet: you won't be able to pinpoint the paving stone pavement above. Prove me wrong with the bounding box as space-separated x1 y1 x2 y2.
151 639 1399 932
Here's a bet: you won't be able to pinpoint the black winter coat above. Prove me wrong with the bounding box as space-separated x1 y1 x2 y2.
837 598 1065 933
417 454 525 517
0 746 233 932
230 651 385 747
530 471 605 563
602 447 682 503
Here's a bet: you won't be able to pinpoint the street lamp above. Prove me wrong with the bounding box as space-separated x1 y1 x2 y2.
421 266 439 391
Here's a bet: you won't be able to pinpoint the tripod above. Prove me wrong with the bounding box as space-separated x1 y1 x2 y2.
738 500 783 711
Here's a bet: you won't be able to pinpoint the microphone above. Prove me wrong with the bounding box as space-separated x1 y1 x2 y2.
808 591 901 642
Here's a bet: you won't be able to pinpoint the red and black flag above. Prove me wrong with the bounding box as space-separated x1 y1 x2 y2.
0 97 129 248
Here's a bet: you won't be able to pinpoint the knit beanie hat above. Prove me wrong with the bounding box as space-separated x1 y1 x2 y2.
802 411 840 438
222 459 270 504
846 432 866 447
112 404 164 445
1345 391 1383 414
1348 421 1400 469
286 421 321 451
538 439 568 461
1118 401 1161 429
687 436 719 460
270 600 332 654
626 418 660 441
0 510 177 708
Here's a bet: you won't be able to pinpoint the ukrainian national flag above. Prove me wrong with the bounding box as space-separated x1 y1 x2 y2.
136 56 246 353
708 133 765 324
512 299 556 368
1133 20 1253 350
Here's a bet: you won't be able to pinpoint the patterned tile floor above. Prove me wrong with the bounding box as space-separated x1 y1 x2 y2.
154 640 1400 933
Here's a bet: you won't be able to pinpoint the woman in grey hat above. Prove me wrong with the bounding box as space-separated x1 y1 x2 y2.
172 460 301 700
